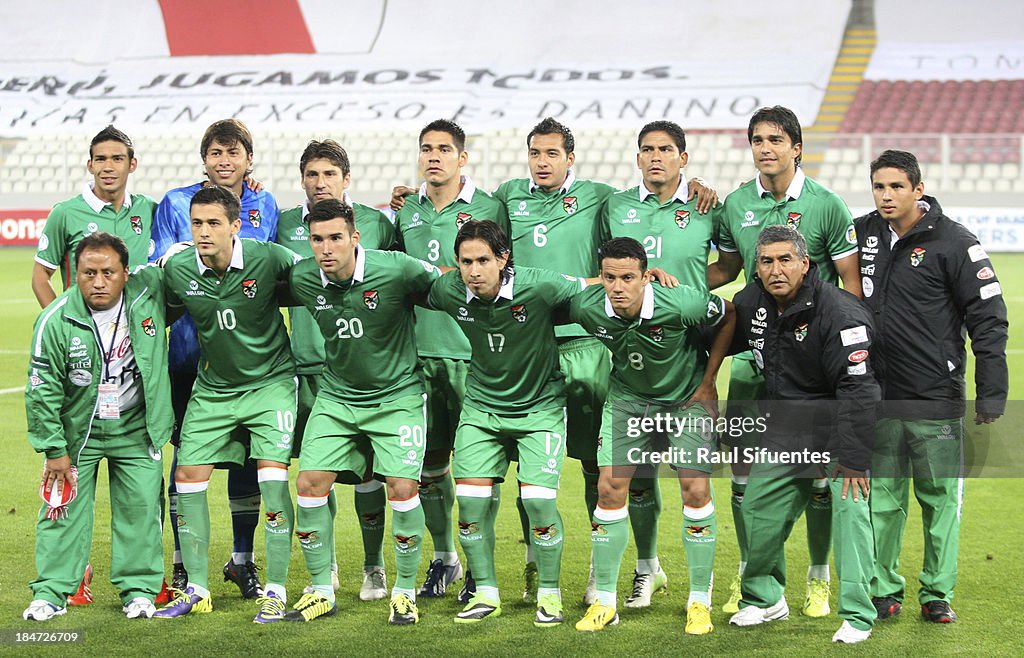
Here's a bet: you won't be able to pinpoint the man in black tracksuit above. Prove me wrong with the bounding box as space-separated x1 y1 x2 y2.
856 149 1008 624
726 225 880 644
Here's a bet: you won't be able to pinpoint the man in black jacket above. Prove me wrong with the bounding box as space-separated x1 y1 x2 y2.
725 225 880 644
856 150 1008 624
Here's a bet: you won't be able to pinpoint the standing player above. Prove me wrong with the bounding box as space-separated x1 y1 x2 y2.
277 139 396 601
856 150 1007 624
393 119 506 599
570 237 733 634
30 125 159 605
153 186 298 623
707 105 861 615
287 199 438 624
150 119 279 599
427 220 582 627
597 120 717 608
23 232 171 621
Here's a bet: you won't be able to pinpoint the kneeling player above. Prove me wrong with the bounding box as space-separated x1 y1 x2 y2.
154 185 300 622
287 199 438 624
570 237 734 633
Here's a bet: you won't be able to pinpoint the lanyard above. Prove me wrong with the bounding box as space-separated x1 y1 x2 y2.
93 297 125 383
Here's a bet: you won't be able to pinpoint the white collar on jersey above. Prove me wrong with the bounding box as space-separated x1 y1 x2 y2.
82 181 134 213
638 175 689 203
466 272 515 303
319 244 366 287
605 283 655 320
418 176 477 203
301 191 354 219
197 235 244 274
529 169 576 194
756 167 806 201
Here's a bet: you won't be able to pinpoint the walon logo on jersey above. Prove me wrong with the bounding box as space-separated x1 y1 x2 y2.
563 196 578 215
685 524 712 538
794 322 808 342
241 278 258 298
787 212 802 229
141 317 156 337
363 290 379 310
648 325 664 342
511 303 528 322
130 215 143 235
455 212 472 227
910 247 926 267
249 208 262 228
675 209 690 229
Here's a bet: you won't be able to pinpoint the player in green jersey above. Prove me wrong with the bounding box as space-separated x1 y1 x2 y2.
706 105 861 616
393 120 507 600
427 220 583 627
277 140 396 601
597 121 719 608
154 186 300 623
571 237 734 634
287 199 440 625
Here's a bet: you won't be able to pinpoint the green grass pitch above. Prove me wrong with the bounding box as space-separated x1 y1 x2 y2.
0 246 1020 656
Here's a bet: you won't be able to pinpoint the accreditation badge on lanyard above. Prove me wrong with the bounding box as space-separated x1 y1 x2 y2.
95 299 125 420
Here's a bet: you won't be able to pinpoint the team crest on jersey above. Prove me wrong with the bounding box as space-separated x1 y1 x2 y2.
685 524 712 538
130 215 143 235
675 209 690 229
141 317 156 337
363 290 380 310
533 525 559 541
458 521 480 536
456 212 472 227
248 209 262 228
296 531 318 545
910 247 926 267
591 522 608 536
648 325 664 342
241 278 258 298
265 511 286 527
563 196 578 215
511 303 528 323
787 212 802 229
395 534 419 550
794 322 808 342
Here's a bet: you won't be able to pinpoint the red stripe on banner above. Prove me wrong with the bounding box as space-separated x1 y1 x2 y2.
158 0 315 56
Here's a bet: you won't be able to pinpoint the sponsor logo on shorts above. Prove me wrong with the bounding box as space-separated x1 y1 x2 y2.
363 290 379 310
248 209 262 228
787 212 801 229
141 317 156 337
242 278 258 299
794 322 808 342
130 215 143 235
675 209 690 229
910 247 926 267
511 303 528 323
563 196 578 215
455 212 472 228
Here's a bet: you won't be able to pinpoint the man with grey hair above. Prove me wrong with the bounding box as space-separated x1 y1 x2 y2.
718 225 881 644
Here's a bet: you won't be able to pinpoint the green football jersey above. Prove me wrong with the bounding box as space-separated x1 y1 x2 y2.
277 197 397 374
35 187 157 289
717 169 857 285
495 172 616 339
164 237 298 391
426 266 583 413
569 283 726 401
289 247 438 404
599 178 713 290
394 177 507 359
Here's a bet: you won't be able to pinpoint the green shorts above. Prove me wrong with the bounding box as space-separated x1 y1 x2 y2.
177 377 298 467
453 404 567 489
299 393 428 484
421 357 468 455
722 352 766 450
559 338 611 463
599 398 716 473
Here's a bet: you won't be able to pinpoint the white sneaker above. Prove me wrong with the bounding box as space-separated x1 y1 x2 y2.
123 597 156 619
729 597 790 626
832 620 871 643
23 600 66 621
582 565 597 606
623 568 668 608
359 566 387 601
303 568 341 595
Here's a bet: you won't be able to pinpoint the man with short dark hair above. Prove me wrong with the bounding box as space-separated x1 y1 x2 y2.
856 149 1008 625
24 232 172 621
725 225 879 644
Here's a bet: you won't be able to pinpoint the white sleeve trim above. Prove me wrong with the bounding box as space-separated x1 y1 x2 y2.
831 246 859 261
717 245 739 253
34 255 59 270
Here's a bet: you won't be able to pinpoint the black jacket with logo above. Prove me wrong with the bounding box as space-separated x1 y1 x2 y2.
732 265 881 471
855 196 1008 418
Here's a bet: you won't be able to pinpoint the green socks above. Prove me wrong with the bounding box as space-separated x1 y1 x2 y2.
683 498 716 606
390 494 426 594
520 487 563 589
354 479 386 568
296 493 334 598
628 477 662 562
419 467 457 555
592 504 629 608
176 482 211 590
456 484 498 589
257 470 294 591
806 478 833 570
